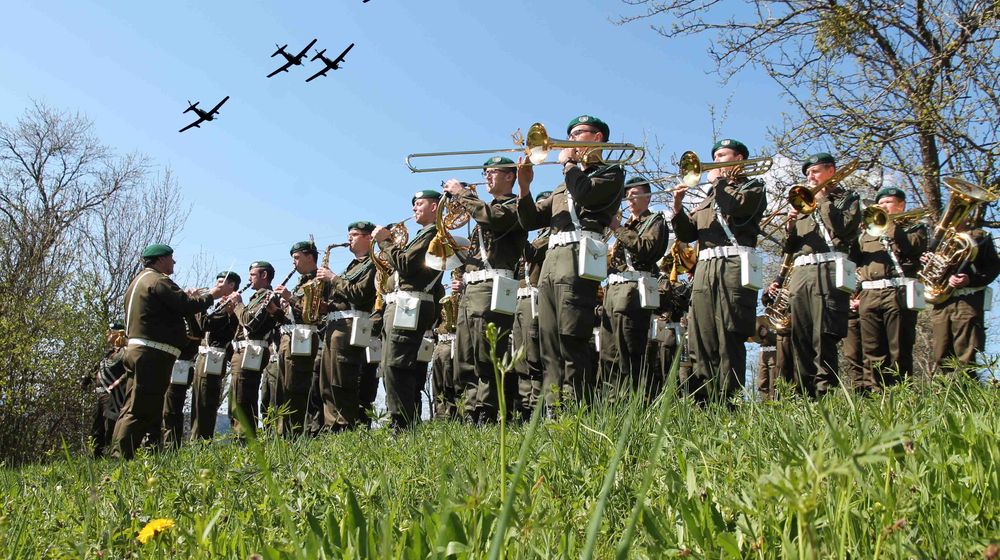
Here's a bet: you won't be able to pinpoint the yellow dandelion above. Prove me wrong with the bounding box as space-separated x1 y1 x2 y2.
137 518 175 544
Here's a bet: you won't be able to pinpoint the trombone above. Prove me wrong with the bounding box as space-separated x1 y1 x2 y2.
862 207 930 237
405 122 645 173
677 151 773 187
759 159 860 233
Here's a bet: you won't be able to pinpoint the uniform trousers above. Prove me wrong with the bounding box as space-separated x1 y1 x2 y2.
599 281 653 395
931 291 986 377
359 362 379 427
859 287 917 389
112 345 177 460
381 299 434 429
190 354 228 440
431 339 459 419
757 333 792 400
319 321 365 430
229 346 268 437
511 294 542 421
788 263 849 397
536 244 600 409
843 311 863 389
455 280 516 422
276 331 320 436
162 366 192 448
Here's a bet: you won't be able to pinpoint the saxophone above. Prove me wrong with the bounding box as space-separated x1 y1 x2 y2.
300 238 344 324
762 252 795 333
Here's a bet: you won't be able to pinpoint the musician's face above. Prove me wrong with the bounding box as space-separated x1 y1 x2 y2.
348 228 372 256
154 255 175 275
878 195 906 215
214 276 236 297
806 163 835 186
712 148 743 163
485 168 515 195
249 267 269 289
413 198 437 226
293 251 317 273
626 186 649 215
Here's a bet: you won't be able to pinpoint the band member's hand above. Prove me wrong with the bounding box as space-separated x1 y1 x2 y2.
557 148 576 165
516 157 533 196
920 252 931 265
949 273 970 288
450 278 464 293
849 297 861 312
316 267 335 282
785 208 800 232
372 226 390 243
707 168 724 183
275 284 291 301
766 281 779 299
609 213 621 232
441 179 463 196
266 299 281 314
318 301 329 315
672 185 688 215
208 285 226 299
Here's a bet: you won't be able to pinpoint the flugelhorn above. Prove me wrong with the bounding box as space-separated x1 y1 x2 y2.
677 151 772 187
862 207 929 237
405 122 645 173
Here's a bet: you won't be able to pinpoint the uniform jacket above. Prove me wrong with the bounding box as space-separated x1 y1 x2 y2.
610 209 669 274
852 222 928 281
453 191 527 272
517 164 625 234
378 224 446 300
671 177 766 248
788 187 861 257
233 287 282 342
326 256 377 313
124 267 213 350
517 229 550 289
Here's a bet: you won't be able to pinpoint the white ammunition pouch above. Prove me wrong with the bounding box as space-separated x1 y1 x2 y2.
490 275 518 315
283 324 317 356
366 337 382 364
199 346 226 375
240 340 266 372
170 359 193 385
417 333 435 363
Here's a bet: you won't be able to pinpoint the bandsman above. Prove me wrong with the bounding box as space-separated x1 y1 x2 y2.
443 159 528 423
600 176 669 393
651 261 692 398
852 187 927 389
229 261 283 437
161 311 203 448
315 221 378 431
372 190 445 430
274 240 324 436
516 115 626 411
84 322 127 458
431 270 462 420
671 138 767 404
112 244 223 460
781 153 861 397
190 271 241 439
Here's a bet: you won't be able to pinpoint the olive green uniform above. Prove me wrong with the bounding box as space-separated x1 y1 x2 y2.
754 320 781 400
671 176 766 403
229 287 282 436
852 222 927 389
275 272 323 436
600 210 669 393
651 276 692 398
190 307 238 439
379 224 444 429
517 163 625 409
511 230 549 420
842 307 862 387
929 230 1000 376
786 187 861 397
318 256 376 430
162 327 200 448
87 347 126 457
452 191 527 422
431 289 460 419
112 268 213 459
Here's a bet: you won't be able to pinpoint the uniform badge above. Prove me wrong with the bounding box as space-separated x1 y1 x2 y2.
579 116 589 122
721 139 731 146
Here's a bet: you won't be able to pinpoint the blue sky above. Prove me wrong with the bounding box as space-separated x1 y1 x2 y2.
0 0 785 279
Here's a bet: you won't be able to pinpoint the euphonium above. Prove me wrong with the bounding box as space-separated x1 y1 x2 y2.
918 177 998 304
372 221 411 311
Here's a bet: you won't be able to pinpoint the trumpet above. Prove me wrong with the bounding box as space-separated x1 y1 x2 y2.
677 151 773 187
862 207 930 237
405 122 645 173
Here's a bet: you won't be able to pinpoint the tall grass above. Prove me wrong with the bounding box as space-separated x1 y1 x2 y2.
1 375 998 558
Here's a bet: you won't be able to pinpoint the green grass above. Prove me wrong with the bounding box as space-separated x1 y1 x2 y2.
2 377 999 559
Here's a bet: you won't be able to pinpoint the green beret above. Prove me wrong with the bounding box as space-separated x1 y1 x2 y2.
249 260 272 271
348 220 375 233
141 243 173 259
711 139 749 159
626 176 649 186
875 186 906 202
290 240 317 255
801 152 836 175
483 156 515 168
536 190 553 202
566 115 609 139
108 321 125 331
216 271 241 285
411 189 442 205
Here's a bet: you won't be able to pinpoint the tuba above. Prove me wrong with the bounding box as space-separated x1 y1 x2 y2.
918 177 998 304
371 221 411 311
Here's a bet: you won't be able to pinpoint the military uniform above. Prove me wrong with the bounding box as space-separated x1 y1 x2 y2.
786 157 861 397
651 274 692 398
162 328 199 448
86 344 126 457
112 245 214 460
511 226 549 420
432 286 460 419
318 245 376 431
671 140 766 404
229 267 283 437
852 192 927 389
358 313 382 427
275 264 323 436
929 230 1000 377
190 277 240 439
754 319 780 400
842 306 863 387
451 175 527 422
517 118 625 410
380 195 445 429
600 204 669 394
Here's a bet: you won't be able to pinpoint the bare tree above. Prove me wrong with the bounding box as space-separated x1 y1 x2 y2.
616 0 999 223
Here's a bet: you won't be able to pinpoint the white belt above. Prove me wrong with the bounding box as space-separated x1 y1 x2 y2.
438 333 456 343
198 345 227 354
384 290 435 305
233 339 267 351
127 338 181 358
280 324 317 335
861 278 909 290
608 271 651 284
953 286 986 297
793 251 847 267
548 230 601 248
516 287 538 299
760 345 776 352
326 310 362 321
698 246 753 261
465 269 514 284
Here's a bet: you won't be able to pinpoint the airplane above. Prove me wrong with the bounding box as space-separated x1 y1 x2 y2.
178 96 230 133
267 38 318 78
305 43 355 83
